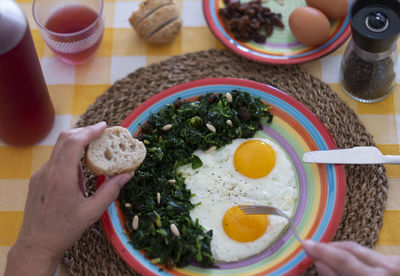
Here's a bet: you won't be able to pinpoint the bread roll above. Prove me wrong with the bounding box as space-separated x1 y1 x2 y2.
129 0 181 45
85 126 146 177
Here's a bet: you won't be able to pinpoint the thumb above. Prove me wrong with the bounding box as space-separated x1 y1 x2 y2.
87 173 131 219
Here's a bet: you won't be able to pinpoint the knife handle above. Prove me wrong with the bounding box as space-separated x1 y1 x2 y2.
383 155 400 164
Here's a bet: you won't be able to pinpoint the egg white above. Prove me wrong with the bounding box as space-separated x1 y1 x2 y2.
177 137 298 262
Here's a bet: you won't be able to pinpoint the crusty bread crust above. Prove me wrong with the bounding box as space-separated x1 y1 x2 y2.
129 0 173 27
85 127 146 177
147 18 181 45
129 0 181 45
134 5 179 38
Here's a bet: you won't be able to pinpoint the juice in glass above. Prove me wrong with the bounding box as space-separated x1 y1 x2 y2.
33 0 104 65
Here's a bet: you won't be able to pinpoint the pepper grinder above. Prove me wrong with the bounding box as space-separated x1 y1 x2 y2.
340 0 400 103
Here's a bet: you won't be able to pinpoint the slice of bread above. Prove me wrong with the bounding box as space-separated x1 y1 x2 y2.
85 126 146 177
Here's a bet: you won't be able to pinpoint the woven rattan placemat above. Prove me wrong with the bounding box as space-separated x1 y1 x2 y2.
62 49 388 275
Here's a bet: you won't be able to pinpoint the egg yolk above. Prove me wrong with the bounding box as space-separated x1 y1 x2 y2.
234 140 276 178
222 206 268 242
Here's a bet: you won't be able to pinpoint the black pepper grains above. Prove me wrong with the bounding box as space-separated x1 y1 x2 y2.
340 0 400 103
340 40 397 103
341 49 396 102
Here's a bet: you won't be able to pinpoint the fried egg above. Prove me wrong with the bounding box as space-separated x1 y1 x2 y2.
177 137 298 262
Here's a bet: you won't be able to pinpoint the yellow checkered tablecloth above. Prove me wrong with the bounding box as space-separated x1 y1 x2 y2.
1 0 399 275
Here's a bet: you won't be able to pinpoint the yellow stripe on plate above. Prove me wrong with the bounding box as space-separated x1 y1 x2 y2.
0 212 24 246
376 210 400 245
270 117 322 240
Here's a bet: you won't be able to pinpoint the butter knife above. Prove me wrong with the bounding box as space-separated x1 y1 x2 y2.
302 146 400 164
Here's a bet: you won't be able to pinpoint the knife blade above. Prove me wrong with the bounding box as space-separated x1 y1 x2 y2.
302 146 400 164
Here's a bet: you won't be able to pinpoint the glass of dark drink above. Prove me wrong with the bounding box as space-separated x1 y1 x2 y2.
33 0 104 65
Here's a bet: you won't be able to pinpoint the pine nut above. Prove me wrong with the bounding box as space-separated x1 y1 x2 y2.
132 215 139 230
157 192 161 204
150 258 161 264
205 146 216 154
226 119 233 126
125 203 132 208
170 223 180 237
206 123 216 133
225 92 233 103
168 179 176 184
162 124 173 131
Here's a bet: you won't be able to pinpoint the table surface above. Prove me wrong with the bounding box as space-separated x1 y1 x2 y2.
1 0 400 275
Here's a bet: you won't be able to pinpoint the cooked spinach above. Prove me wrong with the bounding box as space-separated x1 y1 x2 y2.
119 90 273 268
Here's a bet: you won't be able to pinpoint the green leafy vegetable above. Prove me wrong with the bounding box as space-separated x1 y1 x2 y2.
191 155 203 169
119 90 273 268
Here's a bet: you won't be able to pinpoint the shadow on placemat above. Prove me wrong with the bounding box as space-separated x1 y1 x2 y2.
63 49 388 275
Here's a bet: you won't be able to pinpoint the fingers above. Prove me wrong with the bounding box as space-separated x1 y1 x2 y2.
77 163 85 195
303 240 374 276
330 241 388 268
314 261 339 276
51 122 107 165
332 242 400 275
85 174 131 222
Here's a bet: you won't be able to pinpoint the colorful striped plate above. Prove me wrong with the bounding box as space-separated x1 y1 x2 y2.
100 78 346 275
203 0 351 64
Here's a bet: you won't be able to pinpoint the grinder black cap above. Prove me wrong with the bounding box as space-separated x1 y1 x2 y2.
350 0 400 53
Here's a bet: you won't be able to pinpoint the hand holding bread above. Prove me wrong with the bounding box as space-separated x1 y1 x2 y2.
85 126 146 177
4 123 134 276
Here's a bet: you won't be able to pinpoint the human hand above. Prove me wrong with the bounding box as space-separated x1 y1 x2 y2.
5 122 131 276
303 240 400 276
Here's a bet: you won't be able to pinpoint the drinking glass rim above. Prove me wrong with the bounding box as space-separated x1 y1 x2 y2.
32 0 104 37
